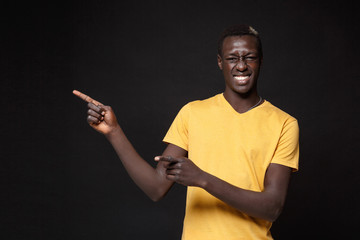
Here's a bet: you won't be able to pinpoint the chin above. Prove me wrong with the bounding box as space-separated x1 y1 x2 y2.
234 83 255 94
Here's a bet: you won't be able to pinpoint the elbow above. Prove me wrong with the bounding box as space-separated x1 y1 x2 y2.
266 202 284 222
267 209 282 223
147 188 168 202
149 194 163 202
142 176 172 202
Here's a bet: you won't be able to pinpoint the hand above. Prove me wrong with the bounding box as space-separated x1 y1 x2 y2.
73 90 120 135
155 156 207 187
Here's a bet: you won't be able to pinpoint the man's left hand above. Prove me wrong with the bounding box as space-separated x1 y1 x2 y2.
155 156 207 187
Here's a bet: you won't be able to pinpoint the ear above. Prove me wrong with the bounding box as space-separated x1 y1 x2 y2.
217 54 223 70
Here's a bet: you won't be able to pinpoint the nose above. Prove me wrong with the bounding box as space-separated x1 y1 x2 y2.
236 60 247 71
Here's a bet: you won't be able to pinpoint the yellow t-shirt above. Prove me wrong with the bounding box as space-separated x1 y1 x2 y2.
163 93 299 240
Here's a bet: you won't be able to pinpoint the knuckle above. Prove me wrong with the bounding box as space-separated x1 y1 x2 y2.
102 105 111 112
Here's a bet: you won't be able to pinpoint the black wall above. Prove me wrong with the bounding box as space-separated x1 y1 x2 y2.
2 1 359 239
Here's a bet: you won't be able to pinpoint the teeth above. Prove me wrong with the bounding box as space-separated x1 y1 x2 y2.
234 76 249 81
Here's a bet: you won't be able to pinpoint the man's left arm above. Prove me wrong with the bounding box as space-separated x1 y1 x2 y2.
156 155 291 222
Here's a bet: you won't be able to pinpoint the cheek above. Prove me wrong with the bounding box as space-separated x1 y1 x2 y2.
249 63 261 72
223 68 233 80
223 64 234 73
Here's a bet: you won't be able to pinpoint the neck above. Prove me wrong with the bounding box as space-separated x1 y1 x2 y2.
223 90 261 113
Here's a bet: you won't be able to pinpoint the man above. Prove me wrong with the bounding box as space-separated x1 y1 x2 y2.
73 24 299 239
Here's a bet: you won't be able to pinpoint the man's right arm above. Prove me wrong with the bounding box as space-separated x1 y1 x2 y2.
73 90 187 201
105 126 187 201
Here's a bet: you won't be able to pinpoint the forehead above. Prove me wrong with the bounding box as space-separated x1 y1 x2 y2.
222 35 259 55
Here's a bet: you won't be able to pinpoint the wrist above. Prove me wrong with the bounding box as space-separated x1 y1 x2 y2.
197 171 210 189
105 125 123 139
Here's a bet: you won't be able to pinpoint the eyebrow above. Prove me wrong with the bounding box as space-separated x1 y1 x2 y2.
227 52 257 56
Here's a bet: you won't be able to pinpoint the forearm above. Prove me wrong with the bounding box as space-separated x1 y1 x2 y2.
73 91 174 201
105 126 171 201
200 172 284 222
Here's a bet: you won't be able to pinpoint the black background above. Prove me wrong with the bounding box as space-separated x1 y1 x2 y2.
2 1 360 239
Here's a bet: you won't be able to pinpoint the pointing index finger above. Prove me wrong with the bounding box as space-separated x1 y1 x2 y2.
73 90 103 106
154 156 178 163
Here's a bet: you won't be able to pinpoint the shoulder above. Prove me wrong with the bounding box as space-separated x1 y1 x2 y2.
182 94 223 112
259 100 298 125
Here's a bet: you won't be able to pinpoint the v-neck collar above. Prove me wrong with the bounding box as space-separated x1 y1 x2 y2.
219 93 267 116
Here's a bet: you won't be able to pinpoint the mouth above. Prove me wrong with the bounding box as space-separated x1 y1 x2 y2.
233 75 251 85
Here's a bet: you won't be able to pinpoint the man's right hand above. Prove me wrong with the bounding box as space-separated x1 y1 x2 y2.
73 90 189 201
73 90 120 135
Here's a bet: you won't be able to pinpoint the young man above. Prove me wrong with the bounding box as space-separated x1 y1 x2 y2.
73 24 299 239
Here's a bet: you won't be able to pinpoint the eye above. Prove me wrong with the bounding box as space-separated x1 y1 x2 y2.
226 57 238 63
245 56 258 62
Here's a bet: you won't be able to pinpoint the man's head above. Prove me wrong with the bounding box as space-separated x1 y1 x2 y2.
217 24 262 60
217 24 263 97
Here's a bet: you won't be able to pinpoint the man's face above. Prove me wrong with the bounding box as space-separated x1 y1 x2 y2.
217 35 262 96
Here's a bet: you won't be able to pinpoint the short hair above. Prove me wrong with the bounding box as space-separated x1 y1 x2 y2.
217 24 263 59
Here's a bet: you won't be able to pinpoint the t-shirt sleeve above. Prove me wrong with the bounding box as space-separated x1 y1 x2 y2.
162 103 190 151
271 119 300 171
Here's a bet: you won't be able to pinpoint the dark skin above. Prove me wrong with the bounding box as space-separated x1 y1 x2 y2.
73 35 292 222
218 35 263 112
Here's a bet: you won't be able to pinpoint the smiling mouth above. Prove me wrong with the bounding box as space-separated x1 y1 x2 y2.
233 75 250 85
